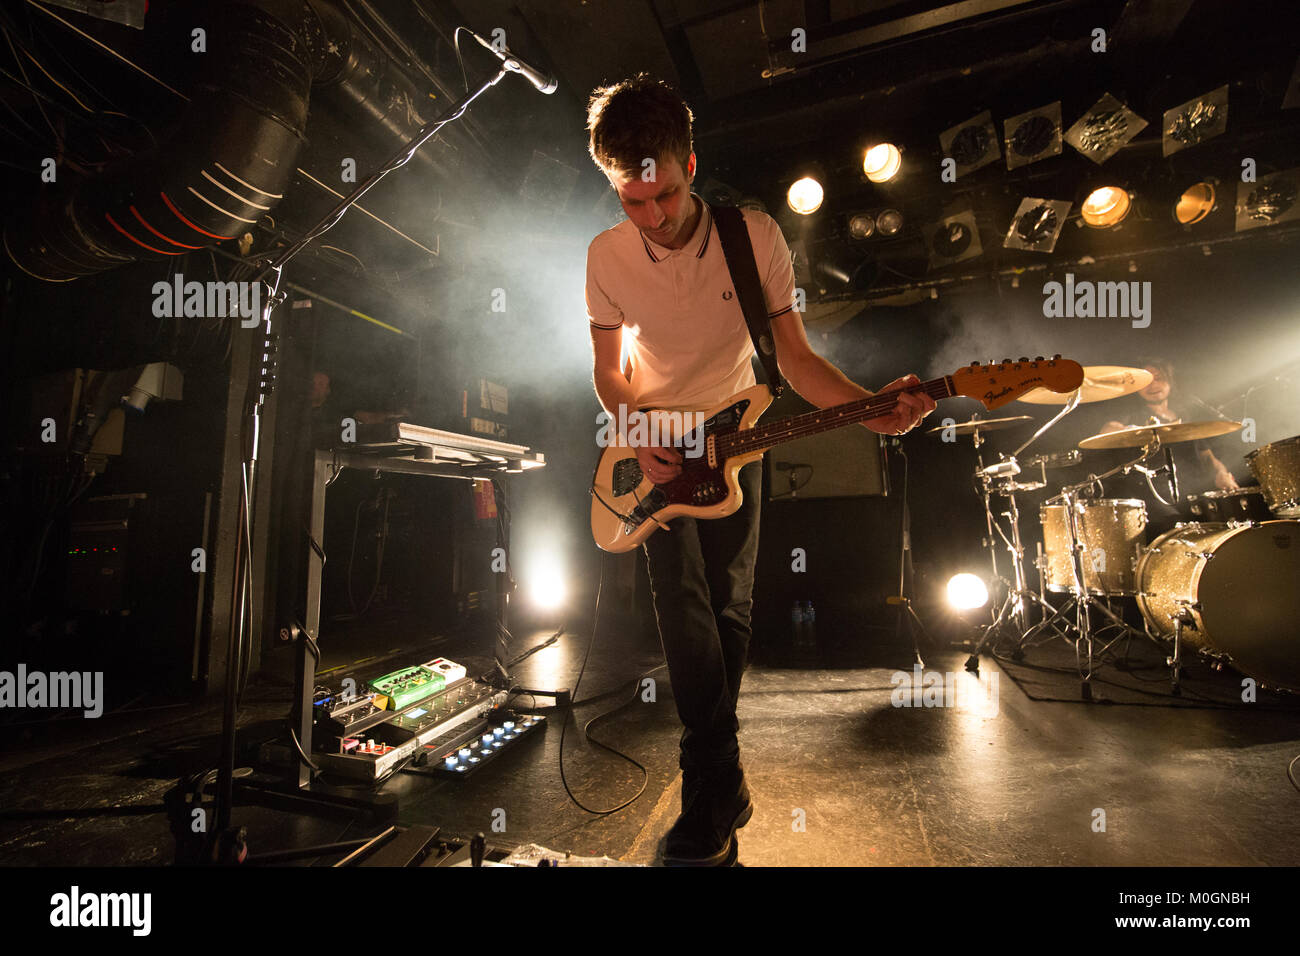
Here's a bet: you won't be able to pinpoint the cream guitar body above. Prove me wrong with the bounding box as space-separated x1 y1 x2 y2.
589 358 1085 553
590 385 773 553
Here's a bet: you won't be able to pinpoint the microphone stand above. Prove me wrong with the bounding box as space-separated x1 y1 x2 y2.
887 440 926 668
208 61 515 862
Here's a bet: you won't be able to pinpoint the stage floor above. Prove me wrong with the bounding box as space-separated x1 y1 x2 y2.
1 615 1298 867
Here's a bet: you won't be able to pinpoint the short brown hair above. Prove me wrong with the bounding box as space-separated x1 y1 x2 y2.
586 74 693 180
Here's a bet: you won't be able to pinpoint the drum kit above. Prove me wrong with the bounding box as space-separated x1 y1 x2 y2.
932 367 1300 696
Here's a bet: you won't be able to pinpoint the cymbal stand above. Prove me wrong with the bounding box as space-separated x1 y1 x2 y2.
964 390 1087 673
963 431 1060 673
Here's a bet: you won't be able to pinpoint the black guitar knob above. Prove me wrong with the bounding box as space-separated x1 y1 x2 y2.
1001 358 1012 365
1034 355 1045 361
1018 356 1029 362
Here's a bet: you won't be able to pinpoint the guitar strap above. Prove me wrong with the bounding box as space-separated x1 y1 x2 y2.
710 203 785 398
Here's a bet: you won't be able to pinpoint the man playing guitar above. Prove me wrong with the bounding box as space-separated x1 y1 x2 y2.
584 75 936 865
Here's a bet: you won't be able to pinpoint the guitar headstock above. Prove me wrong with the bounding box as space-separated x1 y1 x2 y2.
952 357 1084 410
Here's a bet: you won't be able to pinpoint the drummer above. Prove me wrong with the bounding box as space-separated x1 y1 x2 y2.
1101 360 1240 490
1100 359 1239 529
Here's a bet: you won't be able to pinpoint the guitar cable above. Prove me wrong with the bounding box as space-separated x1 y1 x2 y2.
555 552 665 815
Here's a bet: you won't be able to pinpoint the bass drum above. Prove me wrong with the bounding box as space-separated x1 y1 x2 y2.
1136 520 1300 690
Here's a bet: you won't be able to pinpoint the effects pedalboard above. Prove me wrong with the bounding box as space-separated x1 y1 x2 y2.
312 658 544 781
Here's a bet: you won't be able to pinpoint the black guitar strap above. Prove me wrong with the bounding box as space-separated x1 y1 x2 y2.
710 203 785 398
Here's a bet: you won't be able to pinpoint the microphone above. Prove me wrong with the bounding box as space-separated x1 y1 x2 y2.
1188 393 1230 421
1164 446 1179 500
469 30 557 94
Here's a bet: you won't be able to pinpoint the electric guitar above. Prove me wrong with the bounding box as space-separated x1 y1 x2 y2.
590 357 1084 552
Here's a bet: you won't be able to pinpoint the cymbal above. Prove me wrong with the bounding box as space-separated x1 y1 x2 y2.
1017 366 1153 404
927 414 1032 435
1078 419 1244 449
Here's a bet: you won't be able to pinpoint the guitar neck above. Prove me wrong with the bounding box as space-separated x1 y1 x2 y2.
716 376 956 459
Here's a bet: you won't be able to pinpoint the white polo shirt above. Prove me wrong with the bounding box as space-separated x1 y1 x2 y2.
585 196 797 414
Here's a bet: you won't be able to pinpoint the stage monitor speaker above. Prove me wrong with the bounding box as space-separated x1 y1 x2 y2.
763 391 889 500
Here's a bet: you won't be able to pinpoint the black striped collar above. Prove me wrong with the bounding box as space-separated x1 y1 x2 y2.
639 195 713 262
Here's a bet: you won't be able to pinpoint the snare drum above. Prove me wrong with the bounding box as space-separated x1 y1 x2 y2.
1185 487 1272 523
1136 520 1300 690
1040 498 1147 595
1246 435 1300 517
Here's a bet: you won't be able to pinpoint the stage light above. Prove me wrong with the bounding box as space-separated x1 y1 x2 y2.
1003 198 1071 253
927 205 982 268
1174 181 1216 225
1162 86 1228 157
939 111 1001 178
1003 103 1062 169
863 143 901 183
787 177 824 215
1235 168 1300 231
1081 186 1131 227
875 208 903 236
848 213 875 239
1065 93 1147 165
528 564 567 610
813 245 878 292
946 573 989 611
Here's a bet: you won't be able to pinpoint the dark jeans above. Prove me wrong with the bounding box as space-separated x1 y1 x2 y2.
643 460 762 774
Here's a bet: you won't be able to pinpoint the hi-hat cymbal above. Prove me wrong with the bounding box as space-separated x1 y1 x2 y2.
1078 419 1244 449
927 414 1032 436
1017 366 1153 404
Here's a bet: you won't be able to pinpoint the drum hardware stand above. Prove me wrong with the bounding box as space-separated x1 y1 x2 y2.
965 467 1064 672
965 392 1084 673
1165 609 1194 696
1043 444 1157 698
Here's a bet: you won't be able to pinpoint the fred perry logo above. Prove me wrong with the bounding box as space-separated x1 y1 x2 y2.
722 290 733 300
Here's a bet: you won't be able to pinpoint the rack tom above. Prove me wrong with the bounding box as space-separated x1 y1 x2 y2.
1246 435 1300 518
1040 498 1147 595
1185 487 1272 524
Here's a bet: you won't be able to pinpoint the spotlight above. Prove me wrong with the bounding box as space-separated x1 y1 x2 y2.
1003 103 1062 169
946 573 989 611
1161 86 1228 157
848 213 875 239
813 245 878 292
1065 93 1147 165
1235 167 1300 231
863 143 901 183
1080 186 1132 227
1003 198 1071 253
787 177 824 215
1174 181 1216 225
528 564 567 610
927 205 981 269
939 110 1001 178
875 208 904 236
